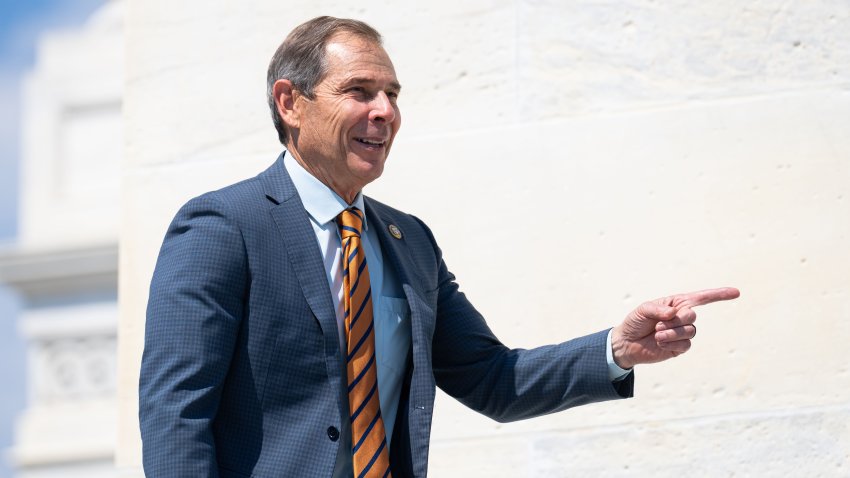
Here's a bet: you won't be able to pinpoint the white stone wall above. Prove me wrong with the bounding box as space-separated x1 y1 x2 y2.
119 1 850 475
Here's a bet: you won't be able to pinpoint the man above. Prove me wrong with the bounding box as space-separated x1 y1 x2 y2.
139 16 739 478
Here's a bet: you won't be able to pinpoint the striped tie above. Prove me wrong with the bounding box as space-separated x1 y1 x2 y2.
337 208 392 478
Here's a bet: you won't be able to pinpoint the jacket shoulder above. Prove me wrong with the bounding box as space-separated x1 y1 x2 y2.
365 196 424 229
202 172 265 205
177 158 286 219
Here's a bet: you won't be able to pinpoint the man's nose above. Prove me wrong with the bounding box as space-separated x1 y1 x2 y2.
369 91 396 123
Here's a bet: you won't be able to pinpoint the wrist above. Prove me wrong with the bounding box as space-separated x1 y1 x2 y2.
611 326 634 370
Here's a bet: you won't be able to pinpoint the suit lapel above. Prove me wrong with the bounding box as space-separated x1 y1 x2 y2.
262 155 338 343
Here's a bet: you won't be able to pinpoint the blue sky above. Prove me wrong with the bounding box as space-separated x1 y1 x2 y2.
0 1 106 475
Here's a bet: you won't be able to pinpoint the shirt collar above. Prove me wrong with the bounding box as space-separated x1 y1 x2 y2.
283 150 368 230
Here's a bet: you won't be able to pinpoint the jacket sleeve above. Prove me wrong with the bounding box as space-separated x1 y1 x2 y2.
421 223 633 423
139 193 248 477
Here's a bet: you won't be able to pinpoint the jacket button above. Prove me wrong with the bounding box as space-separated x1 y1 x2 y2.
327 426 340 442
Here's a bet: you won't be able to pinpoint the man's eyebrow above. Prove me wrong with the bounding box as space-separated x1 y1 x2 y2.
344 77 402 91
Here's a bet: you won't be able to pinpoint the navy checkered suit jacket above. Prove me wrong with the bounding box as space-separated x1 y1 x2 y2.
139 153 633 477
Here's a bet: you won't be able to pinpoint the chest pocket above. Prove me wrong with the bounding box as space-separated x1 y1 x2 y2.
375 296 411 373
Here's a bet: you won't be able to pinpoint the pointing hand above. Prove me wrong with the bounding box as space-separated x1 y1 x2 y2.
611 287 740 369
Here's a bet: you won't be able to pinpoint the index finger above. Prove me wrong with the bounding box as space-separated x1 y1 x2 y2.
670 287 740 308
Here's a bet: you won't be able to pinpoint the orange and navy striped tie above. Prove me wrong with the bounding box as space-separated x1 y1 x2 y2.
337 208 392 478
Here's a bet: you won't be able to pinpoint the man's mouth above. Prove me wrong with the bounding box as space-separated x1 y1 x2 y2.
354 137 386 147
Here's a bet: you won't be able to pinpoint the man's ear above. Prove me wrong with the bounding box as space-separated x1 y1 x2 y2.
273 79 302 129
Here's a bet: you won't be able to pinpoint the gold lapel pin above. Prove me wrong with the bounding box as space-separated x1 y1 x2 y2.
388 224 403 239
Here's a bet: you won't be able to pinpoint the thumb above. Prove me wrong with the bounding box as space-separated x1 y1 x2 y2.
636 301 677 322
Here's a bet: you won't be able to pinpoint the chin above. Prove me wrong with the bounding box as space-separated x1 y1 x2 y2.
363 164 385 184
353 164 385 188
349 152 386 173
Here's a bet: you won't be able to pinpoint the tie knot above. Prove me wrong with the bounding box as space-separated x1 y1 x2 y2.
337 208 364 239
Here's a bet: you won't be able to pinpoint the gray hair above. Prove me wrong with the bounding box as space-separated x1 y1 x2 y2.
266 16 383 144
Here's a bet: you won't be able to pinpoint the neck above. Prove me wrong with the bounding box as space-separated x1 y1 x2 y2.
286 146 360 204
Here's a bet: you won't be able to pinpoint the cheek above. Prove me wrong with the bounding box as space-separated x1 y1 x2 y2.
334 98 359 119
325 110 345 131
330 110 360 140
391 105 402 131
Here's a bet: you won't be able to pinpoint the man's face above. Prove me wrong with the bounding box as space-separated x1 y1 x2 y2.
289 33 402 200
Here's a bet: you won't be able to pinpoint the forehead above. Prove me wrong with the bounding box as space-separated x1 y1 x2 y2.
322 33 398 84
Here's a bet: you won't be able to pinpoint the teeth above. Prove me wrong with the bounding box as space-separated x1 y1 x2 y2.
356 138 383 146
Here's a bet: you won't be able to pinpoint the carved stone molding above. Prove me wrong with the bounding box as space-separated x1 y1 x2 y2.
0 244 118 300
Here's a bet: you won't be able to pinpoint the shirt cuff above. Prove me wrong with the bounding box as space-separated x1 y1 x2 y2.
606 328 632 382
